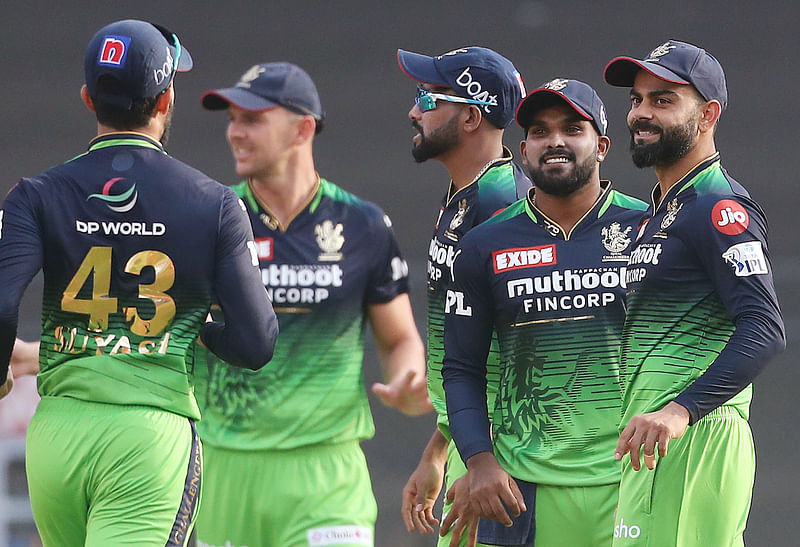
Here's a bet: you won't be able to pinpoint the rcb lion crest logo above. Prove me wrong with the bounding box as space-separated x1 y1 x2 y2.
543 78 569 91
444 199 470 241
236 65 265 88
315 220 344 261
660 199 683 229
645 42 676 62
602 222 633 254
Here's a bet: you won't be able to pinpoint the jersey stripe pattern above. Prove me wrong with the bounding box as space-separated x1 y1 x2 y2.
444 183 647 485
426 148 530 438
192 178 409 450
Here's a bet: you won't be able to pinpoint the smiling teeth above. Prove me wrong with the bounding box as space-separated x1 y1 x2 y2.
545 157 569 164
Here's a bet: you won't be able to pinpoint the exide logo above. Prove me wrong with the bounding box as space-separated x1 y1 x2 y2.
712 199 749 235
98 35 131 67
492 244 556 273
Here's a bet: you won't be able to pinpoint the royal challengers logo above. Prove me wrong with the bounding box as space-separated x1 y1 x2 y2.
315 220 344 261
87 177 138 213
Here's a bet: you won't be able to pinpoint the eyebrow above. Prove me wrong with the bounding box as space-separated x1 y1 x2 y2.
630 88 681 99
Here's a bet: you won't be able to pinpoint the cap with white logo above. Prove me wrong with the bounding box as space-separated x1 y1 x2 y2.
84 19 193 110
516 78 608 136
604 39 727 110
397 46 526 129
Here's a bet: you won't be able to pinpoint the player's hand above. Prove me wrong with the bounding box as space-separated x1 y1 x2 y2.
0 369 13 400
440 475 478 547
465 452 526 526
372 369 433 416
615 401 690 471
10 339 40 377
401 450 444 534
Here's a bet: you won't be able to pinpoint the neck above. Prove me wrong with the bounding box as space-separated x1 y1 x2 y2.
654 137 717 204
534 178 603 234
95 121 164 143
248 151 318 227
440 132 505 190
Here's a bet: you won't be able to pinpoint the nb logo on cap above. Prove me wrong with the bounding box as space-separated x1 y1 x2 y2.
98 35 131 67
645 42 676 62
437 48 469 59
543 78 569 91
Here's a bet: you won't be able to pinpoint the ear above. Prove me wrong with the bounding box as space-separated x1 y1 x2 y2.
155 86 174 115
462 104 484 133
294 115 317 145
80 85 96 112
698 99 722 133
597 135 611 162
519 138 529 167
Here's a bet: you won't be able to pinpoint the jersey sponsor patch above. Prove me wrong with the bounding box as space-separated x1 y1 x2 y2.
722 241 768 276
254 237 273 260
712 199 749 235
307 525 372 546
97 35 131 67
492 244 556 273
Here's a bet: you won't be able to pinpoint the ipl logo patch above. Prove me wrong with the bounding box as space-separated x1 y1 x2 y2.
87 177 138 213
98 35 131 67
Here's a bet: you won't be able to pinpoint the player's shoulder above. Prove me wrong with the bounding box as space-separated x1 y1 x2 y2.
462 198 527 246
318 177 389 225
605 188 648 212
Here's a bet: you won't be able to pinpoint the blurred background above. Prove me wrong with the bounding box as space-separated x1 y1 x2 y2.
1 1 796 545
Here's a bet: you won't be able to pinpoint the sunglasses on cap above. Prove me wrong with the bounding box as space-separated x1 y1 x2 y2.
150 22 182 91
415 87 492 113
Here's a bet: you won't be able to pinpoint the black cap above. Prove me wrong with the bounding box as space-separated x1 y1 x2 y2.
516 78 608 136
604 40 727 110
201 62 324 124
84 19 193 110
397 46 526 129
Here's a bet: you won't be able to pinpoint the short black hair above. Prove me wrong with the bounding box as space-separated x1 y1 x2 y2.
92 75 161 130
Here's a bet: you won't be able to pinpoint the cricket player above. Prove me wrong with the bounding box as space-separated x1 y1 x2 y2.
396 46 530 546
0 19 278 546
192 62 429 547
604 39 785 546
441 79 647 546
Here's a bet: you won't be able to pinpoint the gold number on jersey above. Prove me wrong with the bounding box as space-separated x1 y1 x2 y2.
123 251 176 336
61 246 176 335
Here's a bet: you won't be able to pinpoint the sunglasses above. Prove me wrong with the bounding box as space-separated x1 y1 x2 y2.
415 87 493 113
151 22 182 90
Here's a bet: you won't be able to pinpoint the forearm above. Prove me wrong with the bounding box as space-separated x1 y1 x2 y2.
420 427 450 467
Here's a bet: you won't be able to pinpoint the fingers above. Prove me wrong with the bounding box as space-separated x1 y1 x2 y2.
642 428 660 470
507 477 527 515
441 508 457 536
401 482 415 532
615 423 634 462
410 503 436 534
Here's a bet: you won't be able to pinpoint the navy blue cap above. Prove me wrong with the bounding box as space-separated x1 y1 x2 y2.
201 62 324 122
397 46 526 129
516 78 608 136
84 19 193 110
604 40 727 110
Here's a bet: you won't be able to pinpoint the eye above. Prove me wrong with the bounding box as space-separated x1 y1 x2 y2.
566 125 582 134
630 96 642 106
656 97 671 105
529 127 546 136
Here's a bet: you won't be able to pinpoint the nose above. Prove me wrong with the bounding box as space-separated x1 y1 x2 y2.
408 103 421 120
547 130 567 149
227 120 244 141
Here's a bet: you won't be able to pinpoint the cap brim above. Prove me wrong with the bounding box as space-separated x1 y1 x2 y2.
516 88 592 129
201 87 280 111
176 47 193 72
396 49 449 86
604 57 689 87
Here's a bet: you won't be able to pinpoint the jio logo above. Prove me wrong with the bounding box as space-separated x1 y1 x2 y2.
712 199 750 235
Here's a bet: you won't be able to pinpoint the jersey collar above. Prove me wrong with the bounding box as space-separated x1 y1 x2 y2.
87 131 165 153
445 145 514 205
650 152 721 213
244 174 322 232
524 180 613 241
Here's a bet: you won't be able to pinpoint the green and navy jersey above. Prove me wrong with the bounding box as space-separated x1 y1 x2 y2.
0 132 277 419
192 177 410 450
427 147 530 437
620 154 784 425
443 183 647 485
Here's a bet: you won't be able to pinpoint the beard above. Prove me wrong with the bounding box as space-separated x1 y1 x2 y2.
525 149 596 197
160 102 175 147
411 115 460 163
629 115 697 168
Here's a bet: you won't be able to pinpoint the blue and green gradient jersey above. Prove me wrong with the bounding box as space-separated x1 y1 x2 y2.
620 154 784 426
443 183 647 485
0 132 278 419
427 147 530 438
191 177 410 450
